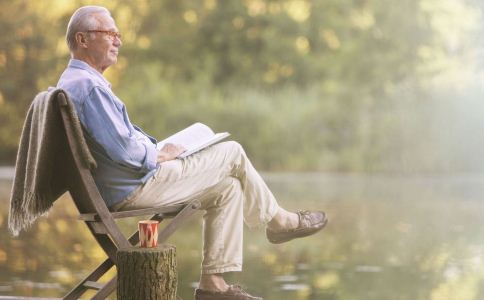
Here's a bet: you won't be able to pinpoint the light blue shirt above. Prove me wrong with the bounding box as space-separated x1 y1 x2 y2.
57 59 158 208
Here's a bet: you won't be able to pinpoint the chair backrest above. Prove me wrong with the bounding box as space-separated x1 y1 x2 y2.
56 91 131 254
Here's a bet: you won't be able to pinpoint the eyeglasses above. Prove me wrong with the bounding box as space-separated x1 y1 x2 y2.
86 30 122 40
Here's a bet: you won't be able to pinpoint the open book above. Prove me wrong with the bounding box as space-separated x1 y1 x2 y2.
156 123 230 158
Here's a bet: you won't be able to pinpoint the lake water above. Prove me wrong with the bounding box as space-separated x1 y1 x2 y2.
1 171 484 300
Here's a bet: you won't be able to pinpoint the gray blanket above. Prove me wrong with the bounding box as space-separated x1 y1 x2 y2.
8 89 96 236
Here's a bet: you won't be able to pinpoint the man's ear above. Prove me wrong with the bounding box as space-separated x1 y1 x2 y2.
75 32 89 49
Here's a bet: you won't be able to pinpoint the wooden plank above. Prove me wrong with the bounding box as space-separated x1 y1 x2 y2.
87 221 108 235
78 205 183 221
78 210 179 222
111 206 183 218
83 280 104 290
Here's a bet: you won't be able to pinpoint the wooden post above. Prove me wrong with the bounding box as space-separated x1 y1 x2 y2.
117 245 177 300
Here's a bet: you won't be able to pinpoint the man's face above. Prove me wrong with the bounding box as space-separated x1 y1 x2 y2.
85 13 121 73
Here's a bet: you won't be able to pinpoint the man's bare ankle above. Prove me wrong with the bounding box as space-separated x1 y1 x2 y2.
199 274 229 292
267 209 299 231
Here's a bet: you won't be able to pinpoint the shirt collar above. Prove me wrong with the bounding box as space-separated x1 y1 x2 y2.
68 58 112 88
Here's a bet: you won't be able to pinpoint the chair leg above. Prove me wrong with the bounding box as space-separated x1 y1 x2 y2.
63 258 114 299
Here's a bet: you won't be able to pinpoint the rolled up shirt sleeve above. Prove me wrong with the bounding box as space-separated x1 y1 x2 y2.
81 86 157 172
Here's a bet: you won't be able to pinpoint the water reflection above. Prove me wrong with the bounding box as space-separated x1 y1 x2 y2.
1 173 484 299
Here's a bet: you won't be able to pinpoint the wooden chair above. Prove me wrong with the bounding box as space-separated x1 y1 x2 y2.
55 91 201 299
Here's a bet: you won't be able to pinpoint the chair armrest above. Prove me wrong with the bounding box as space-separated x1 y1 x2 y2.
79 204 188 221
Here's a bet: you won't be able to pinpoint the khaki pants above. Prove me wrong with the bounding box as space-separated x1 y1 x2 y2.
112 141 279 274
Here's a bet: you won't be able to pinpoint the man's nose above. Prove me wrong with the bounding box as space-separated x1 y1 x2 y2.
114 37 122 47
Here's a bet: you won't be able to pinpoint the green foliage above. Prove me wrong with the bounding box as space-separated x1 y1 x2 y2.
0 0 479 171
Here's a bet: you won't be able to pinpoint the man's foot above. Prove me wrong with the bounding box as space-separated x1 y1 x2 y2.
194 285 262 299
266 210 328 244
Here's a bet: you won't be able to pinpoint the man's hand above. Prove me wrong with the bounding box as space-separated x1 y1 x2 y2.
157 143 186 163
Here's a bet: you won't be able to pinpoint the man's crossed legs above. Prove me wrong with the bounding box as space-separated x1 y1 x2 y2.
113 141 327 299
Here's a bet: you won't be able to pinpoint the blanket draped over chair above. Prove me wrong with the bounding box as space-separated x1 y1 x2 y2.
8 89 96 236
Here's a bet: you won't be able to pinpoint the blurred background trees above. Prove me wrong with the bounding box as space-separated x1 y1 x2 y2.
1 0 483 172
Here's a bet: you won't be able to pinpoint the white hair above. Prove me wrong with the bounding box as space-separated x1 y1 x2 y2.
66 6 111 51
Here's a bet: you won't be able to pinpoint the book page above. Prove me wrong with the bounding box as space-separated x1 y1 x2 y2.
156 123 215 150
178 132 230 158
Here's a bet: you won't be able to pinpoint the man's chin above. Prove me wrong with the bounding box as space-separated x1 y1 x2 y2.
109 53 118 63
100 60 117 73
107 57 118 67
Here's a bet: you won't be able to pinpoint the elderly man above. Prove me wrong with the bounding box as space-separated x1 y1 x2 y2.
57 6 327 300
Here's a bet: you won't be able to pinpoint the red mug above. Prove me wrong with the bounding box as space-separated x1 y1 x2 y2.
138 220 159 248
